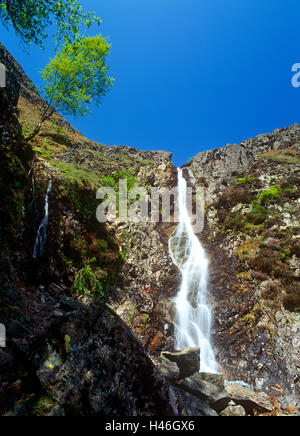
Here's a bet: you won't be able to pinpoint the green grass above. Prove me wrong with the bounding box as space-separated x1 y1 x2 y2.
259 149 300 165
234 176 255 186
54 160 102 187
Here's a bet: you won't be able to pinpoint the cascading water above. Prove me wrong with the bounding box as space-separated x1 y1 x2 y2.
169 168 218 373
33 180 52 259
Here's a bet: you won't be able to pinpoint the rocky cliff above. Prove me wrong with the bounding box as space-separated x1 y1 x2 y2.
0 43 299 416
0 43 179 416
187 127 300 398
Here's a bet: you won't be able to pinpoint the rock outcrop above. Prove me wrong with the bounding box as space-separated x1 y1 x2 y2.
161 348 201 379
225 384 273 415
188 123 300 199
35 302 174 416
158 349 279 416
188 125 300 402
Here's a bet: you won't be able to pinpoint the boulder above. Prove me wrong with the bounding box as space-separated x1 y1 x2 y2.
225 384 273 414
158 359 180 381
198 372 225 388
177 373 231 413
171 386 218 417
35 302 174 416
161 348 200 379
47 406 65 417
0 350 15 370
220 405 246 416
4 404 29 417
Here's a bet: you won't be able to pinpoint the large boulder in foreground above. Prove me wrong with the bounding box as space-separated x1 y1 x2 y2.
225 384 273 415
161 348 200 379
35 302 174 416
158 359 180 381
177 373 231 413
170 386 218 417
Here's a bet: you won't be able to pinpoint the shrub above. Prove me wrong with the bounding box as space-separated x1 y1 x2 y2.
246 200 267 225
224 213 246 231
280 249 291 261
72 265 104 299
283 285 300 312
261 282 281 301
249 254 275 275
234 176 255 186
216 186 254 210
291 243 300 258
101 169 136 192
258 185 281 205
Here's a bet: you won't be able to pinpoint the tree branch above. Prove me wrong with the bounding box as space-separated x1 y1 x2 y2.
25 102 57 142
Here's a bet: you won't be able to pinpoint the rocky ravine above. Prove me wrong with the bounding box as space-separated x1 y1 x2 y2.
0 42 299 416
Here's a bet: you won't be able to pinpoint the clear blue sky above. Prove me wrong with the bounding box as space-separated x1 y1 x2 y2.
0 0 300 166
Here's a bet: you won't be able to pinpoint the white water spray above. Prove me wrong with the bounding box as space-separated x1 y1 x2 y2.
169 168 218 373
33 180 52 259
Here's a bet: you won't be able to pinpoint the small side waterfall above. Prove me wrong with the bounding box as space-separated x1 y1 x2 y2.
169 168 218 373
33 180 52 259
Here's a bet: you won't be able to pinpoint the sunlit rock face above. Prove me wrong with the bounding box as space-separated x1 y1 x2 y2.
188 127 300 397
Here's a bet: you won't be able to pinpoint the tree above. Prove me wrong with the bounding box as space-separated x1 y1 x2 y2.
0 0 101 48
25 35 114 142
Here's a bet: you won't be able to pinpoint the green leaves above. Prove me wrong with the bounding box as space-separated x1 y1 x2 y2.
0 0 101 48
72 265 104 299
41 35 114 118
257 185 281 205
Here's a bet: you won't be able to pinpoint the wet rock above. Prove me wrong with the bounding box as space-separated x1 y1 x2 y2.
0 350 15 370
48 284 64 297
161 348 200 379
225 384 273 414
58 295 83 313
53 310 64 318
177 373 231 413
158 359 180 381
47 406 65 416
198 372 225 388
220 405 246 416
35 302 174 416
171 386 218 416
7 320 30 338
1 288 21 303
5 404 29 417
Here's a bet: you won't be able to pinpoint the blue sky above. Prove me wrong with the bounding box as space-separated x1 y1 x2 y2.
0 0 300 166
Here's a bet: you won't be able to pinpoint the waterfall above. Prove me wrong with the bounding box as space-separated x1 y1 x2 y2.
33 180 52 259
168 168 218 373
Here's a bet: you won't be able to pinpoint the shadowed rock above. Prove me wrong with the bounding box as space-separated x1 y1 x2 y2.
158 359 180 381
35 302 174 416
161 347 200 379
177 373 231 413
171 385 218 417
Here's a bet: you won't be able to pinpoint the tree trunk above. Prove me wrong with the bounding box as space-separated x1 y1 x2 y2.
25 103 57 142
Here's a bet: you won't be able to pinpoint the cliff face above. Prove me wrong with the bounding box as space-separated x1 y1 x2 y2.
188 124 300 197
0 42 299 415
188 128 300 396
0 43 178 415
